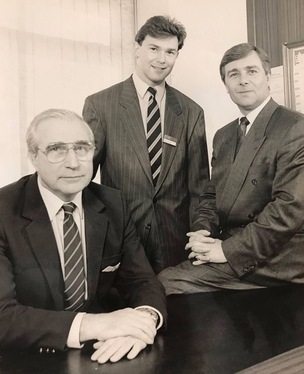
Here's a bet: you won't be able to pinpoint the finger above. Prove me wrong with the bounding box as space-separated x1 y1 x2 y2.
196 254 210 262
186 242 211 252
131 312 156 343
115 310 156 344
91 339 117 362
108 340 134 363
126 340 146 360
187 230 210 237
92 338 128 364
192 259 209 266
188 236 215 244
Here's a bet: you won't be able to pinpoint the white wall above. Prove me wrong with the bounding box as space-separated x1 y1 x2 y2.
136 0 247 153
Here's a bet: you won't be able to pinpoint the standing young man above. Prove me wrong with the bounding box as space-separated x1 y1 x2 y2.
83 16 209 273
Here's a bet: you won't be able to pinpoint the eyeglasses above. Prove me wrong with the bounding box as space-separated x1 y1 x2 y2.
38 141 96 163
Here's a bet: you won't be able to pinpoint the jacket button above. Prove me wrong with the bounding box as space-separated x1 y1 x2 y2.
251 179 258 185
145 223 151 229
248 213 254 219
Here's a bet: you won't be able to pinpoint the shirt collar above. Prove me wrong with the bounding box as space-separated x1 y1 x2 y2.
37 175 83 221
239 96 271 124
132 72 165 101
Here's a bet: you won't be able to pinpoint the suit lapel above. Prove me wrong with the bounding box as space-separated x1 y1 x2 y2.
23 174 64 310
82 187 108 302
218 99 279 222
155 84 183 193
120 77 153 185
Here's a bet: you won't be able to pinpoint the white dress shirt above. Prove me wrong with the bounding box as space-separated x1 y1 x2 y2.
37 177 163 348
132 72 166 137
239 96 271 133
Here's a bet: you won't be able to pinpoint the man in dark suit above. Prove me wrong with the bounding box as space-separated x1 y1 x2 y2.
158 43 304 294
83 16 209 274
0 109 166 364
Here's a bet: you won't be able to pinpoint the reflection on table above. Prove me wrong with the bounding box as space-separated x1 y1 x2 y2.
1 285 304 374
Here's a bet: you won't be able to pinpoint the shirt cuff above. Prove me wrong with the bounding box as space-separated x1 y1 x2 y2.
66 313 86 348
135 305 163 330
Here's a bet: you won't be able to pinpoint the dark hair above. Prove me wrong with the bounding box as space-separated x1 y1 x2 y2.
135 15 187 50
219 43 271 82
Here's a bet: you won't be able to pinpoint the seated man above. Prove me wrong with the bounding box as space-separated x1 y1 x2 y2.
158 43 304 294
0 109 166 364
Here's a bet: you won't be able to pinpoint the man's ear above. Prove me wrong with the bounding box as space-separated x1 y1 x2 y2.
135 42 141 58
266 72 271 90
28 151 38 171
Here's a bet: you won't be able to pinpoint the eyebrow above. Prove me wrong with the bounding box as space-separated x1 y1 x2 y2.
226 65 260 75
147 43 177 52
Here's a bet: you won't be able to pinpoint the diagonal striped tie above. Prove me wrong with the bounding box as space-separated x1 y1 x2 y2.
235 116 250 158
147 87 162 186
62 203 85 312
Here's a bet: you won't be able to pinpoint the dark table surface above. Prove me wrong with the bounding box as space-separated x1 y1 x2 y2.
1 285 304 374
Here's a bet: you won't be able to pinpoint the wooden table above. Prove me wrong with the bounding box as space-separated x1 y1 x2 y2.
1 285 304 374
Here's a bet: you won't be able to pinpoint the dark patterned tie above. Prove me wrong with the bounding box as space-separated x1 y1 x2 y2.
235 116 250 157
147 87 162 186
62 203 85 311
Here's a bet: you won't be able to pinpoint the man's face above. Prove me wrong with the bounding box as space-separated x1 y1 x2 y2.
29 118 93 201
135 35 179 86
223 51 271 115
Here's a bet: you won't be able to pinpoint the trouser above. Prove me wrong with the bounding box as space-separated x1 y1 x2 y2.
158 260 266 295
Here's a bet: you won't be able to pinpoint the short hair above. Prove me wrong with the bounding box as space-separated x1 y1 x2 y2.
219 43 271 83
135 15 187 50
26 108 94 154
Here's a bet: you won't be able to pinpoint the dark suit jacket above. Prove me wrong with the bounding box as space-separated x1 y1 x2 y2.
0 174 166 350
83 76 209 273
192 99 304 286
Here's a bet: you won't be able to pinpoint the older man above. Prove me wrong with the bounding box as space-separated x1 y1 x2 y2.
0 109 166 364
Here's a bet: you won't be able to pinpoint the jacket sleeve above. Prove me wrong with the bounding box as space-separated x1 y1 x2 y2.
113 193 167 324
187 107 210 223
0 220 77 350
191 129 220 237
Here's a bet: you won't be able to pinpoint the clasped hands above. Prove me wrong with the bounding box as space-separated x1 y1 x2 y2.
186 229 227 265
80 308 157 364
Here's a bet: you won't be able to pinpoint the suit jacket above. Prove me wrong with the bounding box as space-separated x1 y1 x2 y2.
0 174 166 350
83 76 209 273
192 99 304 286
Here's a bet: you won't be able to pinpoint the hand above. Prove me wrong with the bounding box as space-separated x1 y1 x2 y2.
186 230 227 265
185 230 214 263
91 336 147 363
80 308 157 345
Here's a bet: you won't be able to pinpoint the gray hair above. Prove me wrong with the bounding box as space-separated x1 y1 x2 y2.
26 108 94 154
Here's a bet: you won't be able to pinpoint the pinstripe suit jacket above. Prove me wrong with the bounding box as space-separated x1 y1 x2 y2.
83 76 209 273
192 99 304 286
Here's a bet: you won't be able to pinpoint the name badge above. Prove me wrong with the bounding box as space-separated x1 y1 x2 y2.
163 135 177 146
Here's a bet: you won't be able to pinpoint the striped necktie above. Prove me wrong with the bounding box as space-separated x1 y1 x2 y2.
62 203 85 311
147 87 162 186
235 116 250 157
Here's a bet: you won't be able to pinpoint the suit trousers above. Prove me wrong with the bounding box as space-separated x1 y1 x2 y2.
158 260 266 295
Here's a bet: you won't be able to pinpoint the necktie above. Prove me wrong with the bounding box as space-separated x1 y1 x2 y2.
147 87 162 186
235 116 250 157
62 203 85 311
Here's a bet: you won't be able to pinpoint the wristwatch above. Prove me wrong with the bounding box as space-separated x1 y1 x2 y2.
138 308 159 325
